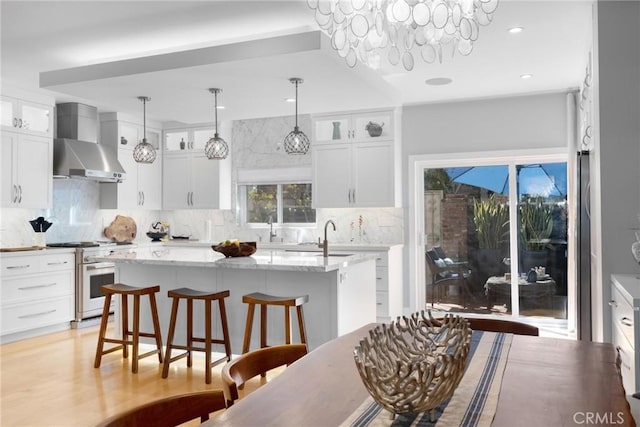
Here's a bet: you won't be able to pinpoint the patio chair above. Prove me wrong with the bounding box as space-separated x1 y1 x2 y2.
426 249 473 308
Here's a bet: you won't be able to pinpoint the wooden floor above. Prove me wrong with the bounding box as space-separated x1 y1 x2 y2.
0 323 283 426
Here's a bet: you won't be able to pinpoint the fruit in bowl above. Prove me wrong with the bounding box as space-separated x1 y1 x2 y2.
212 240 257 257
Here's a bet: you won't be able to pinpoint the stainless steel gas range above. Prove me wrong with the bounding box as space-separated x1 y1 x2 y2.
47 241 137 326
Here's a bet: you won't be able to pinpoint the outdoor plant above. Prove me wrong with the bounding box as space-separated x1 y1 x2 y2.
520 196 553 251
473 195 510 249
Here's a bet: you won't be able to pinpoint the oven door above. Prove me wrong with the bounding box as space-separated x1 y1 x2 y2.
80 262 115 319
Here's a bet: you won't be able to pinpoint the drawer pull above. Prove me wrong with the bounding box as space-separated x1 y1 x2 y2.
376 302 383 305
6 264 30 270
620 317 633 327
376 277 383 280
609 299 618 307
18 283 57 290
47 261 68 266
18 309 56 319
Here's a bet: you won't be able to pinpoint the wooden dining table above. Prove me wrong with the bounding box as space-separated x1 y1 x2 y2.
204 323 634 427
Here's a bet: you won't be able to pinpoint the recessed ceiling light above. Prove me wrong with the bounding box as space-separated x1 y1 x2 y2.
285 98 296 103
216 105 225 109
508 27 524 34
425 77 453 86
520 74 533 79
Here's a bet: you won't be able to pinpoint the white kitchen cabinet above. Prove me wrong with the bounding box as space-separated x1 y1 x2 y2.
1 96 53 137
164 127 213 152
163 152 230 209
0 250 75 343
1 131 52 208
610 274 640 398
312 108 400 208
99 113 162 209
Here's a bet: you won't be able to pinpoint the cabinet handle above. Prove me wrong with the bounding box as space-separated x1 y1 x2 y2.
376 277 383 280
376 302 383 305
13 117 18 127
187 192 190 206
352 188 355 204
18 185 22 203
18 118 23 128
347 189 351 203
11 184 16 203
47 261 68 266
18 309 56 319
609 299 618 308
141 191 145 206
7 264 30 269
620 317 633 327
190 192 194 206
18 283 57 290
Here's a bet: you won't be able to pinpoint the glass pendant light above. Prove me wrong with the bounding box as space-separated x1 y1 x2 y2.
133 96 156 164
204 88 229 160
283 77 309 155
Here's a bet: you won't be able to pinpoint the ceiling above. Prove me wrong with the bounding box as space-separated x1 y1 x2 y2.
0 1 593 126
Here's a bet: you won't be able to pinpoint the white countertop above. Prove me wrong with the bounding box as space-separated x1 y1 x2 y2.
162 240 402 252
92 246 378 272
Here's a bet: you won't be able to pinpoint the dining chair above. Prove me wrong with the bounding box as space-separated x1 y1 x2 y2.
437 316 539 336
95 390 226 427
221 344 308 406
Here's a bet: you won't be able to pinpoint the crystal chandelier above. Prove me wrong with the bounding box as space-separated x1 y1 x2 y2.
204 88 229 160
133 96 157 164
307 0 499 71
283 78 310 155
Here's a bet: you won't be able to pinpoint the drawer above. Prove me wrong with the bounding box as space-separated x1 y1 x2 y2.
375 266 388 291
613 322 637 395
1 255 39 277
2 271 74 304
611 285 636 349
372 253 388 268
376 291 388 317
1 296 74 335
40 253 74 272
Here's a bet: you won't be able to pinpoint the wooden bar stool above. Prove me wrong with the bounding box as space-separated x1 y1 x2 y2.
94 283 163 374
161 288 232 384
242 292 309 354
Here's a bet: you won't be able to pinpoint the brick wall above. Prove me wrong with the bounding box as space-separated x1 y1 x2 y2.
441 193 468 260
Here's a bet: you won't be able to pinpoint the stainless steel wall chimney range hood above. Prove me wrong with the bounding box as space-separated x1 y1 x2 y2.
53 103 126 183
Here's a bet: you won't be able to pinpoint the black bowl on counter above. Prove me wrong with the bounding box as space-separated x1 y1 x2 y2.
146 232 167 242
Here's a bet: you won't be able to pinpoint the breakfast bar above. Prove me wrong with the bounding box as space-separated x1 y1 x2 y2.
93 246 377 353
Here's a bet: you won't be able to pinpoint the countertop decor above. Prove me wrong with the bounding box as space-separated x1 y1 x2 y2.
212 241 256 257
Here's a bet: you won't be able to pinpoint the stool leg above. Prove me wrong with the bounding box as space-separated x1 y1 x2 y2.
260 304 267 349
94 294 113 368
296 305 308 351
148 292 163 363
242 303 255 354
132 295 140 373
205 300 212 384
121 294 129 359
162 297 180 379
187 299 193 368
284 306 291 345
218 298 232 361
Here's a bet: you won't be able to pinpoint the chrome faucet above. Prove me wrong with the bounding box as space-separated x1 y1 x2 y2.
318 220 336 257
267 216 277 243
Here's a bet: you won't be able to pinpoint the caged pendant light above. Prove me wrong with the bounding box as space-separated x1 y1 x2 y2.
204 88 229 160
283 78 310 155
133 96 157 164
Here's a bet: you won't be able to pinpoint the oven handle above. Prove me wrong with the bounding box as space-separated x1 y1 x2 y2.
85 263 115 271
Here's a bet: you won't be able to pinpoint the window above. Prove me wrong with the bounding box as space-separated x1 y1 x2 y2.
240 183 316 224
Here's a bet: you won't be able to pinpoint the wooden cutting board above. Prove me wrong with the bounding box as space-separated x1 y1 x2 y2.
0 246 45 252
104 215 137 242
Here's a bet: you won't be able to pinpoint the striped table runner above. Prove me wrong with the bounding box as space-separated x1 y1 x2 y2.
340 331 513 427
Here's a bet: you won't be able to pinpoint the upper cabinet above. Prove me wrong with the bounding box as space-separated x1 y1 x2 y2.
164 127 213 152
98 113 162 210
312 108 401 208
1 96 53 137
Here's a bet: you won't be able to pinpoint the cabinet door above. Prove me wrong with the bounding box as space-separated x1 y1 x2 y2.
353 141 394 207
164 130 189 152
146 128 161 151
138 154 162 209
1 132 17 206
312 144 352 208
19 101 53 137
15 135 52 208
352 111 393 141
313 116 350 144
117 150 140 208
191 154 220 208
119 122 139 149
1 97 16 131
163 154 190 209
192 128 214 151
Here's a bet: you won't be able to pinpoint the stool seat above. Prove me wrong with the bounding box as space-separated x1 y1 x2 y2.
162 287 232 384
242 292 309 354
94 283 163 374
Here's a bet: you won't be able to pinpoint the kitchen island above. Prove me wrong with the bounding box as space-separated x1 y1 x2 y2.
93 246 377 353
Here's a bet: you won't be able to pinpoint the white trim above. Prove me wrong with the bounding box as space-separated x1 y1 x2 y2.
408 147 569 317
236 166 312 184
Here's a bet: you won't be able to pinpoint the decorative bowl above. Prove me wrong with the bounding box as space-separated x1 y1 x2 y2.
212 241 257 257
146 232 167 242
353 311 471 417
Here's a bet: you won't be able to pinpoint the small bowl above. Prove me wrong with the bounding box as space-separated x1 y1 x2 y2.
146 232 167 242
212 241 257 257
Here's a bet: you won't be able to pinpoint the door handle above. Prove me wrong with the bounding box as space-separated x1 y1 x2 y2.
621 317 633 327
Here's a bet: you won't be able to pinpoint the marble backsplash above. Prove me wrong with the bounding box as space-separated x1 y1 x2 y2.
0 179 403 247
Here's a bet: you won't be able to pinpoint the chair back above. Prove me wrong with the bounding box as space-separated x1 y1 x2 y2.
453 317 539 336
221 344 307 406
432 246 447 260
96 390 226 427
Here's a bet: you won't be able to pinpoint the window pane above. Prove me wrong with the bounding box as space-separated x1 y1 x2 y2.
282 184 315 223
246 185 277 223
